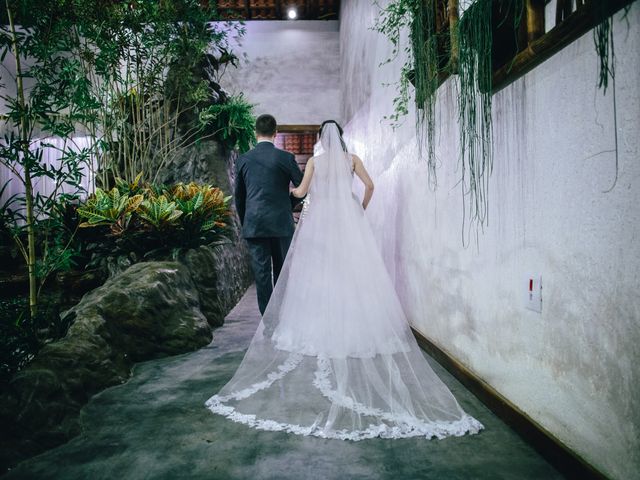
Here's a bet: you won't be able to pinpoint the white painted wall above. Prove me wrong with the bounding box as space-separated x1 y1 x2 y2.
0 137 96 218
340 2 640 479
219 20 341 125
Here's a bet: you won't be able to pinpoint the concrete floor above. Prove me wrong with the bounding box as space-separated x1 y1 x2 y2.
5 287 563 480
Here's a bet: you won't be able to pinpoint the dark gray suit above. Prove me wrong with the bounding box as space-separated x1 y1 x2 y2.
235 141 303 314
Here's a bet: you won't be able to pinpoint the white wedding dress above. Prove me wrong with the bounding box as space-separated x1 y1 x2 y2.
205 124 483 440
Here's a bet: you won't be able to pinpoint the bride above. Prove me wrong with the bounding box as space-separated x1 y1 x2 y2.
205 121 483 440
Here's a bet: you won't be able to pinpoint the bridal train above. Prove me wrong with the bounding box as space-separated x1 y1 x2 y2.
206 123 483 441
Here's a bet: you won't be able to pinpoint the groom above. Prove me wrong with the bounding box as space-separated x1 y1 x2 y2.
235 114 303 315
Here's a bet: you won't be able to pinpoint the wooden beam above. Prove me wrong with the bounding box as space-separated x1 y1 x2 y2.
277 124 321 133
493 0 636 93
412 327 609 480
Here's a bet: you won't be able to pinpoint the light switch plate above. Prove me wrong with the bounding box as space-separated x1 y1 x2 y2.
525 275 542 313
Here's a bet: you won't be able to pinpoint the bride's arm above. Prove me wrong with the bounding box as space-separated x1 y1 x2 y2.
353 154 374 209
292 157 314 198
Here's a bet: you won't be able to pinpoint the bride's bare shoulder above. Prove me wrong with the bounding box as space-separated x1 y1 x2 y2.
350 153 364 171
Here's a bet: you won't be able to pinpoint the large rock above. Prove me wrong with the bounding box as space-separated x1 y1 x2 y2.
59 261 211 360
0 261 211 470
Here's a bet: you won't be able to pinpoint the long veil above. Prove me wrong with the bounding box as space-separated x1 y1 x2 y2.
206 124 483 440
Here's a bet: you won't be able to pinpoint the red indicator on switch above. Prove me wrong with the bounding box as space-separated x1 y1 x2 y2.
529 279 533 291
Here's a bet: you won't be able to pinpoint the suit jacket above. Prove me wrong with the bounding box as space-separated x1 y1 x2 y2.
235 141 303 238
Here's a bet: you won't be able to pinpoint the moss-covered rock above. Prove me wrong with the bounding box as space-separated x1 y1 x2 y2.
0 261 211 470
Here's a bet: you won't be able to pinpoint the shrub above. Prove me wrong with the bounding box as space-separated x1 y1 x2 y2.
200 94 256 154
76 178 232 262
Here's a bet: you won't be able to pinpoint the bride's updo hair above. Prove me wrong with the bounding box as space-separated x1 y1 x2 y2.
319 120 348 153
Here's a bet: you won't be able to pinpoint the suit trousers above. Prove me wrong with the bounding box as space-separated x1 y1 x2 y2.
245 235 293 315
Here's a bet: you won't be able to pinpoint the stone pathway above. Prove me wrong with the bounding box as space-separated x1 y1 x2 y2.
5 287 562 480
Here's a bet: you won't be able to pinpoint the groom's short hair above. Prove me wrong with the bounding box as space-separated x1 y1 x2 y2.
256 114 277 137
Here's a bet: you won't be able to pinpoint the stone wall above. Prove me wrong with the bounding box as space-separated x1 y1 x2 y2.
340 1 640 479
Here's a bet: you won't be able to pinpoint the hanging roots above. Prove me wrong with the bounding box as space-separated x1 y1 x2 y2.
457 0 493 245
593 3 628 193
593 3 615 93
411 0 439 189
376 0 630 240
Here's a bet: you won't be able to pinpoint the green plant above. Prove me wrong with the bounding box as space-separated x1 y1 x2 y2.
374 0 497 242
0 296 38 384
456 0 494 242
76 179 232 262
0 294 74 385
592 3 634 193
35 217 79 295
137 195 183 230
410 0 439 186
199 94 256 154
171 182 232 234
76 187 143 233
114 172 145 197
1 0 246 189
0 181 22 242
373 0 420 126
0 2 91 315
60 0 246 186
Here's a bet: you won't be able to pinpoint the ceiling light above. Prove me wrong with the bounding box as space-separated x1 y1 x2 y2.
287 7 297 20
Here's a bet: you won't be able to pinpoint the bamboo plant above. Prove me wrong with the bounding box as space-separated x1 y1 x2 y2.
1 0 90 316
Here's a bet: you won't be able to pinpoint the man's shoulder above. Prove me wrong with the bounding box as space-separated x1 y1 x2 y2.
239 144 294 164
273 147 295 161
238 147 256 159
237 148 257 166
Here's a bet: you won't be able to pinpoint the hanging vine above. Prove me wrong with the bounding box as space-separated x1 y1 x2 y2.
593 11 619 193
374 0 448 188
592 3 635 193
410 0 440 188
375 0 633 243
373 0 417 125
593 5 616 94
376 0 498 242
457 0 494 243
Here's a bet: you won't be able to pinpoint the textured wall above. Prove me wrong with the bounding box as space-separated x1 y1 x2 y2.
340 1 640 479
220 20 341 125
